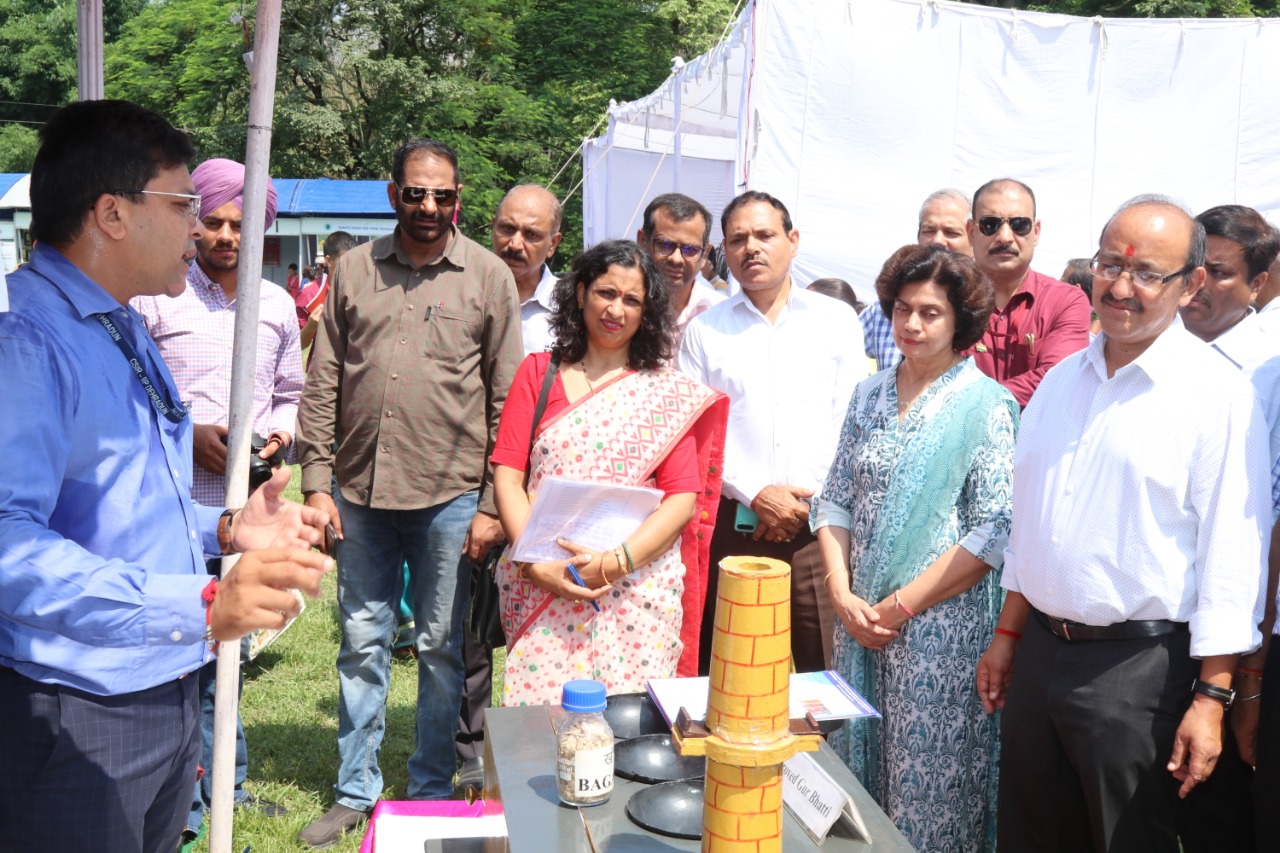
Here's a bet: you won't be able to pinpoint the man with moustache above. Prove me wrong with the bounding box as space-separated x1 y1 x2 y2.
965 178 1090 407
862 188 974 370
133 158 303 841
637 192 725 338
297 139 522 848
0 99 330 853
977 196 1270 852
1176 205 1280 852
679 190 867 675
491 184 563 356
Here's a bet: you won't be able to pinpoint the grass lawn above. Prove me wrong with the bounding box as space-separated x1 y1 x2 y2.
188 468 505 852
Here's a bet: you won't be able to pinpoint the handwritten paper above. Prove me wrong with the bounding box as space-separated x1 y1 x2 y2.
510 476 663 564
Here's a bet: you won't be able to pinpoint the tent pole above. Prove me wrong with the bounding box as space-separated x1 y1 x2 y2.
75 0 104 99
208 2 281 851
672 57 685 192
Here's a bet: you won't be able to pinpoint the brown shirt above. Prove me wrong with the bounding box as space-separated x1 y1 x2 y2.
297 226 521 513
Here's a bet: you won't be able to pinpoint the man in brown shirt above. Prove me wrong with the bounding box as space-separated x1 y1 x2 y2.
296 139 521 848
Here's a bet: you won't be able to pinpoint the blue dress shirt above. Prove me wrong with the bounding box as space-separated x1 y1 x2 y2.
0 245 221 695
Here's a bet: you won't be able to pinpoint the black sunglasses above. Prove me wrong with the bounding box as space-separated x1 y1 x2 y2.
976 216 1034 237
650 238 706 261
398 185 458 207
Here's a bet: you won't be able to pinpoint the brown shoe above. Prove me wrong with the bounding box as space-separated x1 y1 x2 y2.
297 803 371 849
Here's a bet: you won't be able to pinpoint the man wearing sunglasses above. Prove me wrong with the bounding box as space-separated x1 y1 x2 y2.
637 192 725 337
979 195 1270 852
297 138 522 848
965 178 1090 407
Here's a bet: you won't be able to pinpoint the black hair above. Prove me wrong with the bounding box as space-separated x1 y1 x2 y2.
972 178 1037 219
721 190 793 235
875 244 995 351
1061 258 1094 300
392 139 459 186
324 230 358 260
641 193 713 245
30 100 195 248
1196 205 1280 280
548 239 675 370
807 278 862 313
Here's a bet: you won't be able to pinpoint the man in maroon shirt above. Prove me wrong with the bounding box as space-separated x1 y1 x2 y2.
965 178 1091 407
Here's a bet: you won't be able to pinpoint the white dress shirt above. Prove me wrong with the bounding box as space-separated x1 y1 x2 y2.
677 282 867 505
519 264 559 357
675 281 727 332
1210 308 1280 480
1003 321 1271 658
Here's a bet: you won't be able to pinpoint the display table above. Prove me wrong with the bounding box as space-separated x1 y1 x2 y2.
482 705 913 852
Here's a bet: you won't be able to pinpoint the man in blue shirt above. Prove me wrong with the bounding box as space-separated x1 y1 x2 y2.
0 100 332 853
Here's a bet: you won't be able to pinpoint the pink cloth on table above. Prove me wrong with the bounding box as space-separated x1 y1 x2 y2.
358 799 498 853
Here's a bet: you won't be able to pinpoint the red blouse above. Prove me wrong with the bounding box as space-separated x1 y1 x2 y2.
491 353 701 496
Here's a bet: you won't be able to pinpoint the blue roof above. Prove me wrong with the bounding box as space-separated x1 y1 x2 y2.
273 178 390 215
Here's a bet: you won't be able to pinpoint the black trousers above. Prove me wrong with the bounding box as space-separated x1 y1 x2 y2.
998 614 1198 853
1255 639 1280 852
0 665 199 853
454 629 492 762
699 496 834 676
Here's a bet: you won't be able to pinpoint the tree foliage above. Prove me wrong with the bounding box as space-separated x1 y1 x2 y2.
2 0 1275 243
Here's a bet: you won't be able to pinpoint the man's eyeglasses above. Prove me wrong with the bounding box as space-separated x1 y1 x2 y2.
976 216 1034 237
649 238 706 261
110 189 202 218
398 185 459 207
1089 258 1194 290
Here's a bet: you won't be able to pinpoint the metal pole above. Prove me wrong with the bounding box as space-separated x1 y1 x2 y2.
671 57 685 192
76 0 104 99
208 1 281 850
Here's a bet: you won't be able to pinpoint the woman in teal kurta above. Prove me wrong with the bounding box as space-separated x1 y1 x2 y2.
814 245 1018 853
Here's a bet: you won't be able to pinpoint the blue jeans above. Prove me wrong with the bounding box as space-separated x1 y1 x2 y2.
333 490 475 808
187 638 251 834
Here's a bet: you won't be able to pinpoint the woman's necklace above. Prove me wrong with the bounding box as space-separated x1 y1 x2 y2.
581 360 627 393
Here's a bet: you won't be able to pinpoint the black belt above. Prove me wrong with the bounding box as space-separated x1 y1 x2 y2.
1033 608 1187 642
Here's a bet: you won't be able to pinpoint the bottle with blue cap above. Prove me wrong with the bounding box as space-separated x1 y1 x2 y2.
556 679 614 806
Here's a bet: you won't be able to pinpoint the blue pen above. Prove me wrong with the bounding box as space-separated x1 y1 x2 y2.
565 562 601 612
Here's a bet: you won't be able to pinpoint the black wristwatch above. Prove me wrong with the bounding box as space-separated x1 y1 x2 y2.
1191 678 1236 709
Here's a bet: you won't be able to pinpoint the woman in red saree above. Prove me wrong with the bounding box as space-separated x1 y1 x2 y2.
491 240 728 705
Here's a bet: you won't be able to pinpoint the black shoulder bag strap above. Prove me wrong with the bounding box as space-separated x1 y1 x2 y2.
470 352 560 647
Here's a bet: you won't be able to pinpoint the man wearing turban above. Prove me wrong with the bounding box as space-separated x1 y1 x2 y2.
133 157 303 844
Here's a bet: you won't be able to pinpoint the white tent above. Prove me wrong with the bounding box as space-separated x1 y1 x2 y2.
583 0 1280 301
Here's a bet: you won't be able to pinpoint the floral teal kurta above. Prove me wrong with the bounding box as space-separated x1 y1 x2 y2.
816 358 1018 853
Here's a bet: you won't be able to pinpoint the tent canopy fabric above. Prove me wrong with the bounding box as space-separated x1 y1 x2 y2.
584 0 1280 301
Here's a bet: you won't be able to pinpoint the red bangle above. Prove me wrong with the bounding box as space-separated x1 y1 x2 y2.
894 590 918 619
202 578 220 653
1238 666 1264 677
995 627 1022 640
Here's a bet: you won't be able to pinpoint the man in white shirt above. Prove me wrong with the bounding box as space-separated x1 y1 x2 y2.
636 192 726 337
679 190 867 674
1180 204 1280 851
492 184 562 356
976 195 1271 851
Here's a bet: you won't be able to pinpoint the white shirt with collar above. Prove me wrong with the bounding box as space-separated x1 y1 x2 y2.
1207 308 1280 489
675 281 727 332
519 264 559 357
1002 320 1271 658
677 282 867 506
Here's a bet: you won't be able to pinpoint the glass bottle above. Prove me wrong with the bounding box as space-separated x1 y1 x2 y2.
556 679 614 806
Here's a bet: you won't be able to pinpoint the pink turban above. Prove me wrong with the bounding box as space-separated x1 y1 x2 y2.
190 158 278 230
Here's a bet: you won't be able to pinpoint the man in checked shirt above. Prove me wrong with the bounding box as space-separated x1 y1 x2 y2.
133 157 303 844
